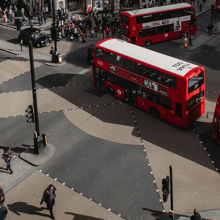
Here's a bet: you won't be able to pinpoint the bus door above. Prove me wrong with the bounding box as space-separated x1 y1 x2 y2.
95 67 106 91
129 82 137 106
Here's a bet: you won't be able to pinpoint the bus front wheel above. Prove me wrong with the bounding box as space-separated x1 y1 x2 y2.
145 39 152 46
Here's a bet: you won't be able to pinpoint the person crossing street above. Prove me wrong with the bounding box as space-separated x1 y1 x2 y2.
2 147 13 174
40 184 56 219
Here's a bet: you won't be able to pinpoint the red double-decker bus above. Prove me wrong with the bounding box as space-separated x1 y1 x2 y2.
120 3 197 46
215 0 220 10
93 39 205 128
212 94 220 144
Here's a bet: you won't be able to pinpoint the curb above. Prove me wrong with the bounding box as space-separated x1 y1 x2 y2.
0 48 19 55
18 144 55 167
44 60 67 67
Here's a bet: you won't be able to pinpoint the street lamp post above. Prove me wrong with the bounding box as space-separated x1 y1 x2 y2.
52 0 57 52
28 40 43 154
29 40 40 137
52 0 60 63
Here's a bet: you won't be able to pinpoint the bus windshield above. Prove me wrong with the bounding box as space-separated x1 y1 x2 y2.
188 71 204 93
121 14 129 25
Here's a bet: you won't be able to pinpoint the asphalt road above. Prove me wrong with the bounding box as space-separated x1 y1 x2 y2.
0 11 220 219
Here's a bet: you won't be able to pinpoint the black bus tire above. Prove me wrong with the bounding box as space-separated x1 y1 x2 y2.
145 39 151 46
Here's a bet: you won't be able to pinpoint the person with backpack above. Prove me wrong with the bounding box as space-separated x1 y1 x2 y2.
2 147 13 174
40 184 56 219
190 209 201 220
0 204 7 220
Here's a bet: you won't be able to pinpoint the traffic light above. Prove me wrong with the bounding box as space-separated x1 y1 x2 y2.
25 105 34 123
162 176 170 202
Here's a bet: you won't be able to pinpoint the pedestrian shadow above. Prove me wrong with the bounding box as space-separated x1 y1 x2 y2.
7 202 50 218
142 207 169 220
65 211 104 220
0 167 9 174
142 207 192 220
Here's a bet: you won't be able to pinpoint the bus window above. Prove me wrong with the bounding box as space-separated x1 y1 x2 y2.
147 89 160 104
188 71 204 93
162 73 177 89
106 52 116 64
138 87 147 98
95 48 105 60
121 14 129 25
147 67 161 82
137 63 146 77
106 71 117 83
161 95 172 110
124 58 136 73
116 55 124 68
187 91 204 108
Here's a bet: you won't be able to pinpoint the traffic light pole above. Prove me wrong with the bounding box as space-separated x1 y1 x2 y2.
169 165 174 219
28 40 40 138
52 0 57 53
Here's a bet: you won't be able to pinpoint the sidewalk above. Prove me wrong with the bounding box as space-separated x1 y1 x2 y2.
4 169 124 220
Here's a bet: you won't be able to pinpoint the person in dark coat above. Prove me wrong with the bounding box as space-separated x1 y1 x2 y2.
2 147 13 174
0 186 5 205
0 204 7 220
40 184 56 219
190 209 201 220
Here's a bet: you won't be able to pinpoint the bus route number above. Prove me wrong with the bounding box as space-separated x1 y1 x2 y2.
172 62 191 71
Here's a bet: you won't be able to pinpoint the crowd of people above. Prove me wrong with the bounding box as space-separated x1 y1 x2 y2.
0 0 48 26
51 9 120 43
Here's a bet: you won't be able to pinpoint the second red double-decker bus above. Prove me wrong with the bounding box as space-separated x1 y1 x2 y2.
120 3 197 46
212 94 220 144
215 0 220 10
93 39 205 128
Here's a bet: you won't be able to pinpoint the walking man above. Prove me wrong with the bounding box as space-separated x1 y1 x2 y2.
2 147 13 174
0 203 7 220
190 209 201 220
40 184 56 219
0 186 5 205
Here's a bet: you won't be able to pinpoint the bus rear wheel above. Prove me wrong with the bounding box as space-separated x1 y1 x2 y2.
145 39 152 46
150 107 159 118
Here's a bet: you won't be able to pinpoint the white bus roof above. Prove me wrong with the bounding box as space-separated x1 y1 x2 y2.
98 39 198 77
124 3 192 16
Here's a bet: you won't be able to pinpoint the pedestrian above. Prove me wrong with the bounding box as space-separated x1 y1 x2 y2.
2 147 13 174
50 46 55 55
29 18 33 29
16 19 22 31
40 184 56 219
104 25 110 38
0 204 7 220
82 30 86 43
190 209 201 220
0 186 5 205
20 39 23 51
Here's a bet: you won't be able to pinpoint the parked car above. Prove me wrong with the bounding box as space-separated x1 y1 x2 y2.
18 28 51 48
